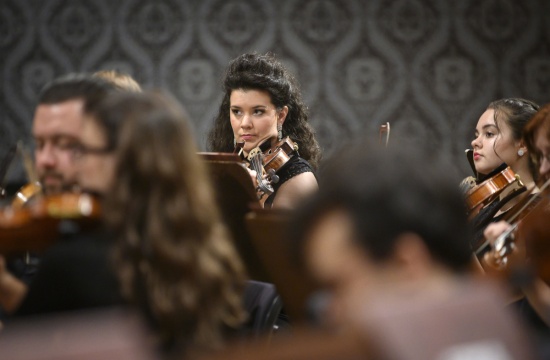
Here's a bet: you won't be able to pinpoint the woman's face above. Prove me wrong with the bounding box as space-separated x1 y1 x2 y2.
75 116 116 195
229 89 287 155
471 109 521 175
535 126 550 181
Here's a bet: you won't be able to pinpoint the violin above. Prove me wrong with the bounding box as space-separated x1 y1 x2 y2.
0 192 101 256
244 137 299 199
478 178 550 271
11 181 42 209
465 166 522 217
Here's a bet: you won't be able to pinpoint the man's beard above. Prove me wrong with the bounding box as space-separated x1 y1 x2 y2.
39 171 77 195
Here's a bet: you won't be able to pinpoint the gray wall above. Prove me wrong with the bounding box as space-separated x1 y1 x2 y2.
1 0 550 182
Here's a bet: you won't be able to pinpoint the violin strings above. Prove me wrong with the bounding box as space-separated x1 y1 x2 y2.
248 152 274 195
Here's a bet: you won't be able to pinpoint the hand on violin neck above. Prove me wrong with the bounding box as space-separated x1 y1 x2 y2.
483 221 513 246
246 168 259 188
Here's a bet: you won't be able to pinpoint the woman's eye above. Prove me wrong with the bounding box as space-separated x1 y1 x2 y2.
485 132 495 138
231 109 241 116
253 109 264 115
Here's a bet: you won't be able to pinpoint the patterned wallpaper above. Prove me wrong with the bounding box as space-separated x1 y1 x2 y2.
1 0 550 183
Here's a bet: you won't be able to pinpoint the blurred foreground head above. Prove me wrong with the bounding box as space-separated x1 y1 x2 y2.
292 138 473 322
100 91 246 356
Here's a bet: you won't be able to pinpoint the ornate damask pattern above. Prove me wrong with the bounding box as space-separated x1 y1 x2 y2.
1 0 549 182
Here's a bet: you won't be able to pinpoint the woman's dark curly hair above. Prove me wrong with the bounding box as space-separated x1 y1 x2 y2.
207 52 321 169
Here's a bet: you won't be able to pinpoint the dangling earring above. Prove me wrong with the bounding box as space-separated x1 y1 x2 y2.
233 137 236 147
277 124 283 141
518 149 525 157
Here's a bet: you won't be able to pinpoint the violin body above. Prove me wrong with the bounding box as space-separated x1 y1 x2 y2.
247 137 298 199
11 182 42 209
478 179 550 273
262 137 298 174
0 193 101 256
465 166 520 216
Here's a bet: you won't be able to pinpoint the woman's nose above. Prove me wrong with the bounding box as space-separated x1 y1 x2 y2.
241 114 252 128
471 135 481 149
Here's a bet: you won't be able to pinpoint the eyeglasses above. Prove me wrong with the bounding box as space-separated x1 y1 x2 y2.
71 143 113 159
35 136 81 158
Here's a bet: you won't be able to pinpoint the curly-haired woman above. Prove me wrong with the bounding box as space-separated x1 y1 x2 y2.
208 53 321 209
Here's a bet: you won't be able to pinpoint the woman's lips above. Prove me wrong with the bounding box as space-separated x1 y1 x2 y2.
473 152 481 161
241 134 254 141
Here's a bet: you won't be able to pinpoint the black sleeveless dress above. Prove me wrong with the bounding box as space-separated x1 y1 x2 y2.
264 155 315 208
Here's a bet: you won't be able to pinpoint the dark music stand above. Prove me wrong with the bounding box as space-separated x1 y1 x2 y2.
200 153 319 322
244 209 319 323
199 152 270 282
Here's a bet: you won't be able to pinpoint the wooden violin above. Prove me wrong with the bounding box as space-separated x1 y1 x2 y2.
0 192 101 256
478 178 550 271
465 166 521 217
246 137 299 199
11 181 42 209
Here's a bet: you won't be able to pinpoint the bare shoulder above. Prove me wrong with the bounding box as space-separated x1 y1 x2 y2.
272 172 318 209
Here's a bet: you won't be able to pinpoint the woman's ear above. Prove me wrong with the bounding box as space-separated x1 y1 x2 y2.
278 106 289 126
517 141 528 157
